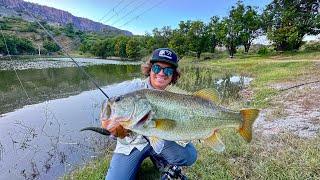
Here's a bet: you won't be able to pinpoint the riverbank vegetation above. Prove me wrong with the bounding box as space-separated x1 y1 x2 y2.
1 1 319 61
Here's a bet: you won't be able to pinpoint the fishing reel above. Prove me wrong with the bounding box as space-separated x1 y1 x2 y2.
160 165 188 180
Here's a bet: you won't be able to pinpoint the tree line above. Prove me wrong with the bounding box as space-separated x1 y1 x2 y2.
1 0 319 58
83 0 320 59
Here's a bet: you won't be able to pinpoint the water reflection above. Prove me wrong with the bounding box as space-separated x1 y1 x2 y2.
0 64 141 114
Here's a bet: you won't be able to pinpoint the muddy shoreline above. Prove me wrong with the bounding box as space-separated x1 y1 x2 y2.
0 57 142 70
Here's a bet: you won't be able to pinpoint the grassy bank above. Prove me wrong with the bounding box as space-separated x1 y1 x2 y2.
65 51 320 179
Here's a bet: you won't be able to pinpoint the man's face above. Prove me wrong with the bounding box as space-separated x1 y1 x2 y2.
150 62 174 90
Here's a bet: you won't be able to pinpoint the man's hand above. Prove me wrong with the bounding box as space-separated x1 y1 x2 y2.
101 118 129 139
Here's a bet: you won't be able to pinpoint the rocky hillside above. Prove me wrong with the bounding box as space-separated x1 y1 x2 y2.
0 0 132 36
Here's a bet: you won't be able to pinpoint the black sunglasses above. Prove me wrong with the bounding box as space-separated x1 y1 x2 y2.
151 64 174 76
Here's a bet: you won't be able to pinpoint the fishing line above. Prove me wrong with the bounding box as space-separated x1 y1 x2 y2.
119 0 167 28
0 27 31 101
19 3 110 99
279 80 320 91
110 0 148 26
98 0 126 22
0 28 63 176
102 0 137 24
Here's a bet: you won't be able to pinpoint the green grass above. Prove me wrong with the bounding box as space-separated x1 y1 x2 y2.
193 52 318 108
64 151 160 180
65 51 320 179
65 132 320 179
188 131 320 179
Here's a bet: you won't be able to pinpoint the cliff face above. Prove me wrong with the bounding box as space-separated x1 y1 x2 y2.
0 0 133 35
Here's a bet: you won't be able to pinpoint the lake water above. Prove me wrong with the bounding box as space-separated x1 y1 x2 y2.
0 58 252 179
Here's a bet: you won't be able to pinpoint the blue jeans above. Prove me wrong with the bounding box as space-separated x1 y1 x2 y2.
105 141 197 180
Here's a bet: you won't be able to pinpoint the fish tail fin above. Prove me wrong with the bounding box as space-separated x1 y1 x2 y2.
239 108 260 142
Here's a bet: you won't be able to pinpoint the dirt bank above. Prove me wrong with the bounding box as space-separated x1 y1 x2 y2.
254 80 320 138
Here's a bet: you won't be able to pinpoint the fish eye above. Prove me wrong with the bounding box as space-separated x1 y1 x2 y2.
115 96 122 102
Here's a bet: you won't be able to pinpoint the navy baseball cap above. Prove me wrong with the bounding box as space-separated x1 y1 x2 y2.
150 48 179 67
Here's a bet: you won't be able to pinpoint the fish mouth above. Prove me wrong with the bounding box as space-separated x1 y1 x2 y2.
104 102 112 119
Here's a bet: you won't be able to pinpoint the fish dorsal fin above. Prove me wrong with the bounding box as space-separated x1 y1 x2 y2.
193 88 220 103
155 119 176 130
149 136 165 154
203 130 225 152
165 85 191 95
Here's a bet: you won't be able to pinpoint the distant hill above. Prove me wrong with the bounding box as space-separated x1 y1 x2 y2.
0 0 133 36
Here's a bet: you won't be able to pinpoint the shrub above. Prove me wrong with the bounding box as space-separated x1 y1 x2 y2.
257 46 269 55
0 34 36 55
0 22 12 30
303 41 320 51
43 40 60 53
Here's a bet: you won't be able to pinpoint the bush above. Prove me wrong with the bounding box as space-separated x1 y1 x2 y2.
257 46 269 55
0 34 36 55
43 40 60 53
303 42 320 51
0 22 12 30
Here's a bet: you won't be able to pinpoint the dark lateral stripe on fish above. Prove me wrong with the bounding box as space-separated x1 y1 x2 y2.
80 127 111 136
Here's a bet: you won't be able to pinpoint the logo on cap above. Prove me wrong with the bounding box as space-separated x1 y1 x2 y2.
158 49 173 59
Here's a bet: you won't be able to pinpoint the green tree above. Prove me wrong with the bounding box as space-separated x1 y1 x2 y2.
178 20 191 36
114 36 129 58
167 20 192 57
79 40 92 53
43 40 60 53
64 23 76 38
216 17 241 58
230 1 262 53
168 30 188 57
16 37 36 54
126 38 140 59
187 20 210 58
207 16 221 53
90 38 114 58
90 40 104 57
262 0 319 51
152 26 173 49
0 21 12 30
0 34 35 55
103 38 115 57
144 32 157 53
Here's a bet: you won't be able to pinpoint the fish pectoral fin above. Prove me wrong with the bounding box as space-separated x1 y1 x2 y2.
193 88 220 103
155 119 176 130
176 140 190 147
239 108 260 142
203 130 225 153
149 136 165 154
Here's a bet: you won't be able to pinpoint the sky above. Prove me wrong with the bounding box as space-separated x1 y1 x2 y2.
24 0 272 35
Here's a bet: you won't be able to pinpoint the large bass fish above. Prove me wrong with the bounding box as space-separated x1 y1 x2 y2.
83 88 259 153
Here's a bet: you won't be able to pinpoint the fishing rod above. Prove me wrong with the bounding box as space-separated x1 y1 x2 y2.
279 80 320 91
0 27 31 101
19 3 110 99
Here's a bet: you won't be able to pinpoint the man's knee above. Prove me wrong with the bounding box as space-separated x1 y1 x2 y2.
162 142 197 166
183 143 197 166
